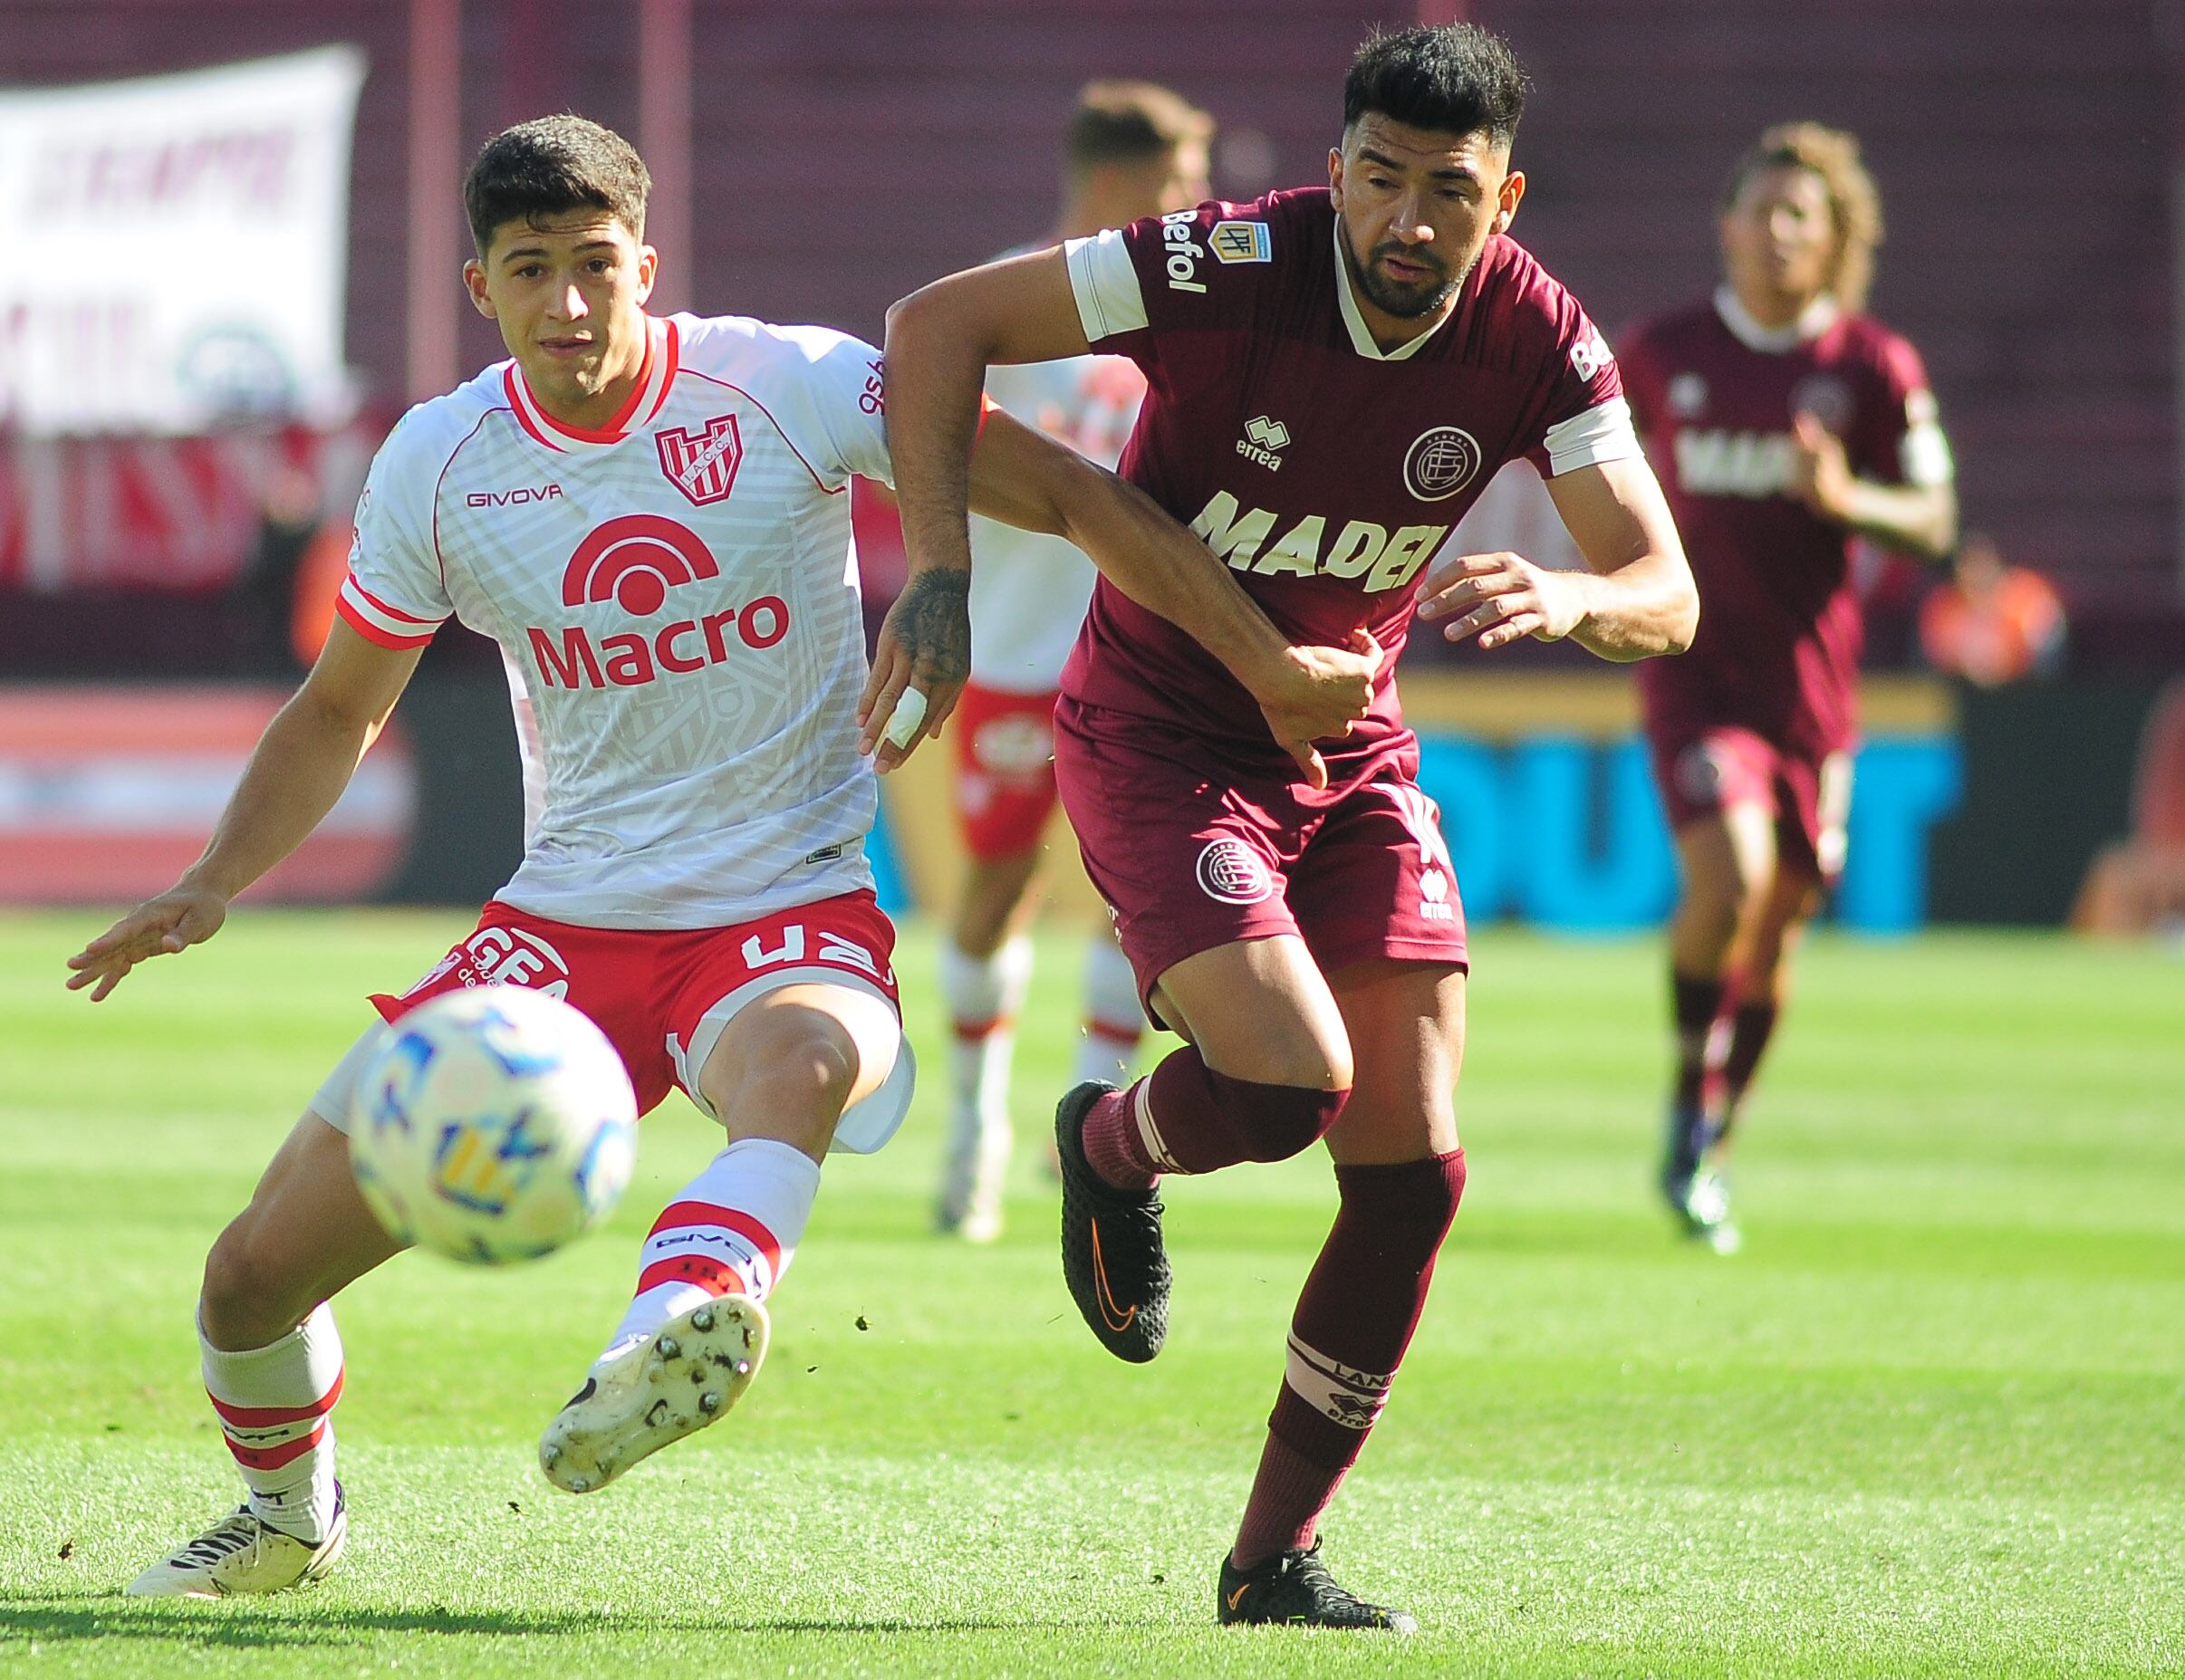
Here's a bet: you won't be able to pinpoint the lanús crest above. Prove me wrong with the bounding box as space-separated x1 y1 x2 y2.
656 414 743 507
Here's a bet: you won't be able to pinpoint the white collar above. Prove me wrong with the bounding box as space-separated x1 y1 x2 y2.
1713 285 1840 354
1333 219 1455 362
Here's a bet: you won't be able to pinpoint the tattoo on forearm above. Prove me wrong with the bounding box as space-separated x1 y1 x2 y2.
895 569 971 686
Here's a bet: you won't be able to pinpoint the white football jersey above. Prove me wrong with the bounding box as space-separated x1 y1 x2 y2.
967 350 1145 693
339 312 893 930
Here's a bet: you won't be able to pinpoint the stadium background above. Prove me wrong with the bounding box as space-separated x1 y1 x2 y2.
3 7 2181 1675
4 0 2180 937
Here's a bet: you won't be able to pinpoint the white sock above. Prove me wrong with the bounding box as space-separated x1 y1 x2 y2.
938 937 1033 1220
200 1302 343 1545
1073 932 1145 1090
602 1138 821 1365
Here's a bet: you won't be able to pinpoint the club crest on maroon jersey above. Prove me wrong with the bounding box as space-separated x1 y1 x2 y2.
1404 426 1482 501
656 415 744 507
1790 373 1853 433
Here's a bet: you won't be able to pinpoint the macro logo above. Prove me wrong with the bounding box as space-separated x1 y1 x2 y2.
563 514 719 614
527 514 790 690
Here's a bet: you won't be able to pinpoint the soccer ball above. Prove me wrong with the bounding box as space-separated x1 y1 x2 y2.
347 987 639 1265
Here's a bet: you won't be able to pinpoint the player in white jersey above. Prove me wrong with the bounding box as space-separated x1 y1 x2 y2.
68 116 1381 1598
937 82 1213 1243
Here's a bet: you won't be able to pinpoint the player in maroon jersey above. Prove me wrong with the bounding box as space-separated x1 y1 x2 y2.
879 25 1697 1631
1620 124 1957 1251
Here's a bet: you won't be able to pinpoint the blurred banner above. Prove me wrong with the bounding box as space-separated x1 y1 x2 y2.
0 425 376 591
0 686 413 903
0 48 365 436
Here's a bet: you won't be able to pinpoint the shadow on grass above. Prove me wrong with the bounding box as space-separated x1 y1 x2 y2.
0 1594 1044 1647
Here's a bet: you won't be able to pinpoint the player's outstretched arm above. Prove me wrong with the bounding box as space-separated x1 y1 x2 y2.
964 415 1380 786
1417 456 1699 663
859 250 1097 773
64 621 424 1001
1788 413 1958 562
876 249 1376 785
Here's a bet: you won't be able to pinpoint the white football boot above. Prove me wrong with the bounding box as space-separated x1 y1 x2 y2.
125 1491 347 1598
538 1295 769 1494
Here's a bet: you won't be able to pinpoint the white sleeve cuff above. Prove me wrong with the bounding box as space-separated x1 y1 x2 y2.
1064 229 1149 343
1900 422 1955 487
1544 397 1642 475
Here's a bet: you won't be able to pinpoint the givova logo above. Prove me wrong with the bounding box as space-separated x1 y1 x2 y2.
530 514 788 690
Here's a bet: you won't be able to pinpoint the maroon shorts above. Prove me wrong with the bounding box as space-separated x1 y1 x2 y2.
950 682 1060 861
1053 698 1468 1014
1646 720 1853 881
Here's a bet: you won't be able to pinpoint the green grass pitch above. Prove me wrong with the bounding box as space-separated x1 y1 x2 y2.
0 909 2179 1677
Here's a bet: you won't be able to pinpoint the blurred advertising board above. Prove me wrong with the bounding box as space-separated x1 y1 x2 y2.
0 425 376 590
868 672 1967 936
0 48 364 436
0 686 413 903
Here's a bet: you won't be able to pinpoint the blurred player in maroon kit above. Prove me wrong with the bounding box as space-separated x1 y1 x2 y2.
882 26 1697 1630
1621 124 1957 1251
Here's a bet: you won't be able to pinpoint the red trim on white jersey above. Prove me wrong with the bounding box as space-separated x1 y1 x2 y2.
504 316 680 454
337 573 445 648
680 367 842 495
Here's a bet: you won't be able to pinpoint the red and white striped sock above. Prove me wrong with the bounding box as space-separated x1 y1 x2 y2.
599 1137 820 1365
1070 934 1144 1090
200 1301 343 1545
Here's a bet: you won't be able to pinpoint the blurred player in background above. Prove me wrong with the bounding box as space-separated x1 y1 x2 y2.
1620 124 1958 1252
71 116 1372 1600
885 25 1695 1631
936 81 1212 1243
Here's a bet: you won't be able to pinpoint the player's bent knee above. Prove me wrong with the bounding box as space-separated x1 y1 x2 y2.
701 1007 866 1134
200 1216 313 1349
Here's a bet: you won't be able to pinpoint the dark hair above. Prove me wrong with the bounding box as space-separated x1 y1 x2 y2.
1066 80 1213 172
1719 122 1883 313
463 115 650 255
1343 24 1529 149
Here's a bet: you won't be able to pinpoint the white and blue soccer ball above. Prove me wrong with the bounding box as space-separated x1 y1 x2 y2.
347 987 638 1265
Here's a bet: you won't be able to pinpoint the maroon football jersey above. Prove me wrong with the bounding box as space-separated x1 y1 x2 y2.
1059 187 1634 755
1621 292 1949 756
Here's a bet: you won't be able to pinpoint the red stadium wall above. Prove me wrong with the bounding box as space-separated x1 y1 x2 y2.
1 0 2174 624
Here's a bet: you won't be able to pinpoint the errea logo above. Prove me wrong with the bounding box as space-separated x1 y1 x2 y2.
1237 415 1288 471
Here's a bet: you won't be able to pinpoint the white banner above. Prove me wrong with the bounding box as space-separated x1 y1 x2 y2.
0 48 366 436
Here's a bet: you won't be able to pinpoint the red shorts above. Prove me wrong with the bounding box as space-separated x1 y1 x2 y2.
1054 698 1468 1018
951 683 1060 861
359 889 911 1152
1647 722 1853 881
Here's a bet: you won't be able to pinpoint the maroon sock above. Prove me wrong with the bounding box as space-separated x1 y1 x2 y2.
1080 1044 1349 1189
1719 1000 1780 1118
1232 1149 1466 1568
1670 969 1728 1110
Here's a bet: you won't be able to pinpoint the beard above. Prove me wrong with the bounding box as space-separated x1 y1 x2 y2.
1338 221 1471 320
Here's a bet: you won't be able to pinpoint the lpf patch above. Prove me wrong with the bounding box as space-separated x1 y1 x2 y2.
1196 838 1275 906
1403 426 1482 501
1790 373 1853 434
1668 371 1709 418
